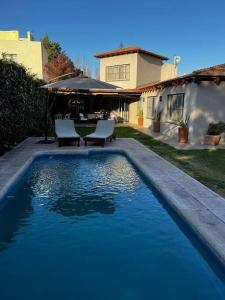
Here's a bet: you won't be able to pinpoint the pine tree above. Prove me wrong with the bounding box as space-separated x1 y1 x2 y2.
41 34 62 62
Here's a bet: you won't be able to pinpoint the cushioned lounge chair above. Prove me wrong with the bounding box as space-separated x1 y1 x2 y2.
55 119 80 146
83 120 115 147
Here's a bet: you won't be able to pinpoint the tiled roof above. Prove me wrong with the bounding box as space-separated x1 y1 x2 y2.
139 63 225 92
192 63 225 76
94 46 169 61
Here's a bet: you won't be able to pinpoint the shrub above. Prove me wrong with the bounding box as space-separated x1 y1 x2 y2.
0 59 47 153
168 115 190 128
207 122 225 135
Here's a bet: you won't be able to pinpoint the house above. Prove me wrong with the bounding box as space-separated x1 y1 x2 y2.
96 46 225 145
0 30 48 80
95 46 177 89
139 64 225 144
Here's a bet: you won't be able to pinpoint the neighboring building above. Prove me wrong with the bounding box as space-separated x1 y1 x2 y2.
95 46 177 89
0 30 48 80
96 46 225 145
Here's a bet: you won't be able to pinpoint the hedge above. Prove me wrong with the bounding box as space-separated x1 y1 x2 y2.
0 59 47 153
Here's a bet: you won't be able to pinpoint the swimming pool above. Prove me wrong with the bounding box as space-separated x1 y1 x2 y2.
0 152 225 299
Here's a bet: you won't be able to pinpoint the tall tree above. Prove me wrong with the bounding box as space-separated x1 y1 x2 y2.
119 41 124 49
41 34 62 62
44 53 81 82
95 66 100 80
74 55 92 77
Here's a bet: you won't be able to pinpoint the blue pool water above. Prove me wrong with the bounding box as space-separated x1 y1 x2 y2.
0 153 225 300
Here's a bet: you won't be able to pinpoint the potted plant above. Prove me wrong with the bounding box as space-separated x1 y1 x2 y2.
169 115 190 144
152 110 162 133
138 109 144 127
204 122 225 146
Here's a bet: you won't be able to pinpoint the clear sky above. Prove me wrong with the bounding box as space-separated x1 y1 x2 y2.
1 0 225 75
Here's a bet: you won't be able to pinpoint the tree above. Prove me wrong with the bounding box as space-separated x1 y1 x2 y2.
119 41 124 48
95 66 100 80
44 53 81 81
74 55 92 77
41 34 62 62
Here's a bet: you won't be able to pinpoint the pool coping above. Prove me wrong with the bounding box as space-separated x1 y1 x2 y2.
1 137 225 267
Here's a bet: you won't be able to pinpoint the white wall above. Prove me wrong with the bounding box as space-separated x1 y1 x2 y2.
137 81 225 144
191 81 225 143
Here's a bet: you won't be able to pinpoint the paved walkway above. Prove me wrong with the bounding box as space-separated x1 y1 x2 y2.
130 124 225 150
0 137 225 266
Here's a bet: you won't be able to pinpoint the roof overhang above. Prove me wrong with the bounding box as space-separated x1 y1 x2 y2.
140 75 225 92
94 46 169 61
45 87 141 98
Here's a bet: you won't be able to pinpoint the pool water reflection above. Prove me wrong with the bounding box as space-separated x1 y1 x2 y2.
0 153 225 300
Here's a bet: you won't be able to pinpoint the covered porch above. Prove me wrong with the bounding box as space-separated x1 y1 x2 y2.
43 76 141 124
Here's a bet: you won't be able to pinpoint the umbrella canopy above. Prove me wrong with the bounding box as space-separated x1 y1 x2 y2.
42 76 120 91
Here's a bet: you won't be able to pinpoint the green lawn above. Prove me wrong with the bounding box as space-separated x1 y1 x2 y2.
76 126 225 198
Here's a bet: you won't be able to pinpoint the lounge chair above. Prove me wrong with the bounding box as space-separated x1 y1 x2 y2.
55 119 80 146
79 113 88 122
83 120 115 147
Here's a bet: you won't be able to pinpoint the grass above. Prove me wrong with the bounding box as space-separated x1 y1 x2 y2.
76 126 225 198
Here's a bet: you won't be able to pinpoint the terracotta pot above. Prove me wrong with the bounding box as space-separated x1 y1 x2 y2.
153 121 160 133
138 117 144 127
204 135 221 146
178 127 189 144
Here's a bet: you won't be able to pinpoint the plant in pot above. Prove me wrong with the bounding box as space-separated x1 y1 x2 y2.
138 109 144 127
169 115 190 144
152 110 162 133
204 122 225 146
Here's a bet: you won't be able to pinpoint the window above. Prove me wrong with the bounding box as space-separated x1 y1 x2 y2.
146 96 156 118
3 54 17 62
106 64 130 81
167 93 184 120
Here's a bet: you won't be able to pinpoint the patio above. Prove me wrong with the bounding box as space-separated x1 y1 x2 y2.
42 75 140 124
131 124 225 150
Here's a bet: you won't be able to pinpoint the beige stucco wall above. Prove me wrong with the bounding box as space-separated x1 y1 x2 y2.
129 81 225 144
129 101 138 123
99 52 167 89
0 39 47 80
161 63 177 81
99 53 138 89
136 53 162 87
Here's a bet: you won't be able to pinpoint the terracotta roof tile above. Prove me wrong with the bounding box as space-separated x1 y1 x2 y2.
192 63 225 76
139 63 225 92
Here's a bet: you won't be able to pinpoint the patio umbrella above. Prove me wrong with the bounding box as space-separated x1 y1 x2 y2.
39 75 141 143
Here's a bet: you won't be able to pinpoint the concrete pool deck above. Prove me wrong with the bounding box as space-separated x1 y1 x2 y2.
0 137 225 266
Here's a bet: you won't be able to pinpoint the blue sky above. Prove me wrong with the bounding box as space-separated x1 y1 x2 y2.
1 0 225 75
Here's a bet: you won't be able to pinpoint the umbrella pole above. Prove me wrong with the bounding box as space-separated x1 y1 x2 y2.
37 91 55 144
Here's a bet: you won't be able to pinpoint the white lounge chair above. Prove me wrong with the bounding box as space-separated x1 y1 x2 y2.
83 120 115 147
55 119 80 146
79 113 88 121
